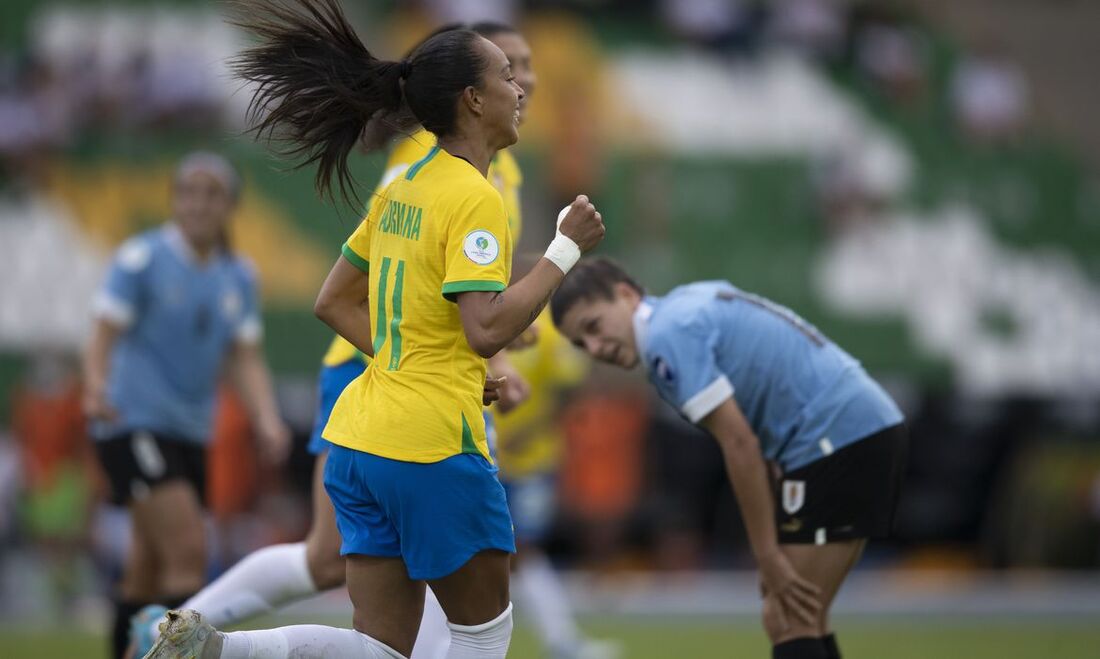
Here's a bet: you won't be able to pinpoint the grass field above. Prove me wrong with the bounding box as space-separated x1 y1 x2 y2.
2 616 1098 659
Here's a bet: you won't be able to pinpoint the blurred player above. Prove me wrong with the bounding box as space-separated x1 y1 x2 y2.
82 151 290 659
145 1 604 657
551 259 907 659
130 19 539 659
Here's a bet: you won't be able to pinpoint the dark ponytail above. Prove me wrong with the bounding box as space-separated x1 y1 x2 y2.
231 0 404 205
231 0 490 206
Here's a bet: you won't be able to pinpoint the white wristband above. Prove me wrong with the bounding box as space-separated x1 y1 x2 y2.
556 205 570 229
546 205 582 274
544 233 581 275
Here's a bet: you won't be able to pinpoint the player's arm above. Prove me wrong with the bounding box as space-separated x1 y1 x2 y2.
457 258 565 358
699 400 821 625
315 254 374 357
82 318 122 421
315 214 374 356
227 339 291 464
83 238 148 421
227 270 291 464
315 146 404 351
457 196 605 358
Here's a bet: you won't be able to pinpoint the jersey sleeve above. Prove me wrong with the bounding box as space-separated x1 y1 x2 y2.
440 188 511 301
341 218 371 274
92 236 152 328
646 315 733 424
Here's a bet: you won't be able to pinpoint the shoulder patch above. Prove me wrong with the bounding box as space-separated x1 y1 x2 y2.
117 238 152 272
652 355 676 383
462 230 500 266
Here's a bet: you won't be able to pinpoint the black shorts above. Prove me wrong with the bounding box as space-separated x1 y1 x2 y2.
95 431 208 506
774 423 907 544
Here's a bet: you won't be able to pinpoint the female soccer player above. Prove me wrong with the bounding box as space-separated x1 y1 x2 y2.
130 21 544 659
83 151 290 659
145 1 604 658
550 259 908 659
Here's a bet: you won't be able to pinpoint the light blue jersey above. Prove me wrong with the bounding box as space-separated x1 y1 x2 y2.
635 281 903 471
90 224 261 443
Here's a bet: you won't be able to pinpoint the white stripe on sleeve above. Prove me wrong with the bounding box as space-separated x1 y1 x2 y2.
681 375 734 423
235 315 263 344
92 292 135 328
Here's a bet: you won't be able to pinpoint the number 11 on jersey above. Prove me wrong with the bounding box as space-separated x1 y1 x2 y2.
372 257 406 370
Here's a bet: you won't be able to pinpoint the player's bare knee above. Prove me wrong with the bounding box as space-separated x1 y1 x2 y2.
350 609 415 656
767 620 821 646
350 608 371 634
761 597 819 645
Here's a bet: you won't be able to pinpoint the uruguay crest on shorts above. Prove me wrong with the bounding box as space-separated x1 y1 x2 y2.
782 480 806 514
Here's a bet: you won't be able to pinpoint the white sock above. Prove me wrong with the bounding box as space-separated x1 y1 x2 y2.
411 587 451 659
151 543 317 639
219 625 405 658
445 603 513 659
514 553 581 652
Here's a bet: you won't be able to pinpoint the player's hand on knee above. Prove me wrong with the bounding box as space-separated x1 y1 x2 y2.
758 550 822 627
558 195 605 253
761 593 789 641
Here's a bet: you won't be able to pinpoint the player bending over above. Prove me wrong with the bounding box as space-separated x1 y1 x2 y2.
550 258 907 659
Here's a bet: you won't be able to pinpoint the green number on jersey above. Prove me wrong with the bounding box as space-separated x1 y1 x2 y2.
373 257 406 370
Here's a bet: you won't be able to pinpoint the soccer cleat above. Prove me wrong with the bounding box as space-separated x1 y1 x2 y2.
142 609 219 659
130 604 168 658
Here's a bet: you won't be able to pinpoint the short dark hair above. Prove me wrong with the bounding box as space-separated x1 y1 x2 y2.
231 0 491 206
550 257 644 327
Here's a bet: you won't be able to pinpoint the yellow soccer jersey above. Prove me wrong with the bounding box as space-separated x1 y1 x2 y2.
321 129 523 368
494 312 589 478
323 145 513 462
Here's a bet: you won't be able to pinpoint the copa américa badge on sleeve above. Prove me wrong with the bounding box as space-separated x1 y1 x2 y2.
463 230 500 265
